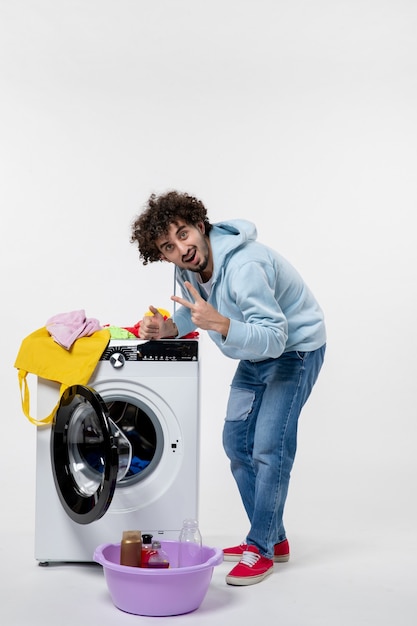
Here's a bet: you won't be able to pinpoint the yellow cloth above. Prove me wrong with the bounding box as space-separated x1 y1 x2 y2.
14 326 110 426
144 307 171 318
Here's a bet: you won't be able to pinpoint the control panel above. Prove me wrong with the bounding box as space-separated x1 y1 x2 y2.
100 339 198 363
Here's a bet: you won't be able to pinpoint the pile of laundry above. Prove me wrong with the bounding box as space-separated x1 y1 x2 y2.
46 309 198 348
44 309 140 348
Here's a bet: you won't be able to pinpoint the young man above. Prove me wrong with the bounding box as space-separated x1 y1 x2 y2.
131 190 326 586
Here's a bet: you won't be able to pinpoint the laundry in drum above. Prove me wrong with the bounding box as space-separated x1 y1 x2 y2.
127 456 150 476
106 400 153 477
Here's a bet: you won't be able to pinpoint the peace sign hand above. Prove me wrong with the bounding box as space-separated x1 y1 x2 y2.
171 281 230 337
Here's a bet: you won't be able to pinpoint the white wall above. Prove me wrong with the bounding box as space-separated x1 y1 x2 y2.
1 0 416 544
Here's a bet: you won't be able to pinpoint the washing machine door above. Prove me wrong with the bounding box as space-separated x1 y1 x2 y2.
50 385 131 525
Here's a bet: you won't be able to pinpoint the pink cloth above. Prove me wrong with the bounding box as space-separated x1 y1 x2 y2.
46 309 102 350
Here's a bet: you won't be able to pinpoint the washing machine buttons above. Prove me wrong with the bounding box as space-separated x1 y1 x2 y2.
110 352 126 368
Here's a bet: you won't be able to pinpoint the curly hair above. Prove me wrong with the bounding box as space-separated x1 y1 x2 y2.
131 191 213 264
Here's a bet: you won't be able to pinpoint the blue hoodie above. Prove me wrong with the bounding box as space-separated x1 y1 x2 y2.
172 219 326 362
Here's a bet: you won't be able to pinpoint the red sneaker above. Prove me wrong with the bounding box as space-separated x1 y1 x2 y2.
225 546 274 586
274 538 290 563
223 539 290 563
223 542 248 561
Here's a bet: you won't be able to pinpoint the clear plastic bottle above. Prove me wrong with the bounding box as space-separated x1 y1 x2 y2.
147 540 170 568
178 518 202 567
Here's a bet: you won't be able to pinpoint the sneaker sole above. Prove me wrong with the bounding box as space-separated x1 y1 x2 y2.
224 553 290 563
274 554 290 563
223 554 243 562
226 566 274 586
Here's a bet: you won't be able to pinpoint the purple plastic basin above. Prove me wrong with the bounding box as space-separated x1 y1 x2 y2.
94 540 223 617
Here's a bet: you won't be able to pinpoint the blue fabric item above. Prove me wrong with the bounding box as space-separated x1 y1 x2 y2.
127 456 150 476
84 453 149 477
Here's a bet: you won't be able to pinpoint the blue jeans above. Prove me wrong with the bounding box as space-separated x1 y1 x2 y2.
222 345 326 559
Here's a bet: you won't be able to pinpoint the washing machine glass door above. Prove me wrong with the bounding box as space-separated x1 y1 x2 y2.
51 385 131 525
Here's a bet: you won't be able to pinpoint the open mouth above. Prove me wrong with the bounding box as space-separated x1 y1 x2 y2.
183 250 197 264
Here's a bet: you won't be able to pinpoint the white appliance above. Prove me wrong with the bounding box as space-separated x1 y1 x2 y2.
35 338 199 564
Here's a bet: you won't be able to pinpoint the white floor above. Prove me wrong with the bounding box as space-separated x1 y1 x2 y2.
1 526 415 626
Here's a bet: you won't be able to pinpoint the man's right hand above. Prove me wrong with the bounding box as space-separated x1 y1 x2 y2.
139 306 178 339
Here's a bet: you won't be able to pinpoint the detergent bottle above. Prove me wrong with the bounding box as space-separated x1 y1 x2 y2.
120 530 142 567
147 540 170 568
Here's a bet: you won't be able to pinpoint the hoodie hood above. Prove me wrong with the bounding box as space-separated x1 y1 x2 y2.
204 219 258 282
173 218 257 312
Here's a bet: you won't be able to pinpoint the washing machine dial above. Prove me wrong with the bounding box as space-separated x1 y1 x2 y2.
109 351 126 369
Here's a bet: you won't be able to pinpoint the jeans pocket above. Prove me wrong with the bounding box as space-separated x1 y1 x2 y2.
225 387 255 422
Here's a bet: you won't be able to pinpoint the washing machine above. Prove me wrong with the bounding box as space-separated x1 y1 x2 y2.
34 338 200 564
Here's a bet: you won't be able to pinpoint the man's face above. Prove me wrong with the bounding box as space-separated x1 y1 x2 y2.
156 219 212 277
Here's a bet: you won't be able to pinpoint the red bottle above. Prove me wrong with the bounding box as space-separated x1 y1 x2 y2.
140 533 154 567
